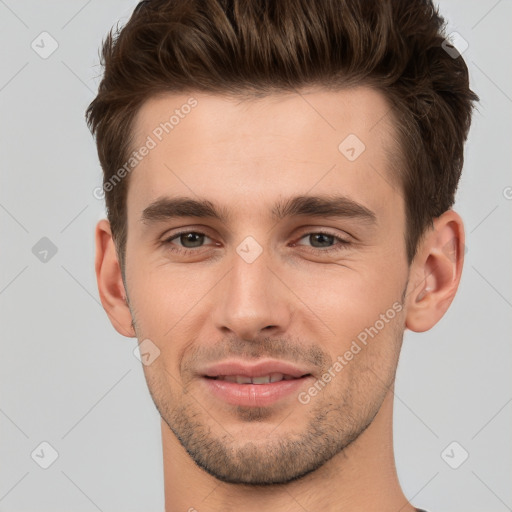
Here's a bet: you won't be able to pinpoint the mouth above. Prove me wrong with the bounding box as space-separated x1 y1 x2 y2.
199 360 314 407
204 373 311 384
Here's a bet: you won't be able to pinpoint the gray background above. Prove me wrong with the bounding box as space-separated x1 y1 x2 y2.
0 1 510 511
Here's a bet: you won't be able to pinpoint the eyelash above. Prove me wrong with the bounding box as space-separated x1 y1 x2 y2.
161 230 351 255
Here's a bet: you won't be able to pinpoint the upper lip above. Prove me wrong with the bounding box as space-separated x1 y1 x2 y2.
200 359 312 378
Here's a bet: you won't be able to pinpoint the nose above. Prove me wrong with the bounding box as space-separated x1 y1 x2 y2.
211 246 293 341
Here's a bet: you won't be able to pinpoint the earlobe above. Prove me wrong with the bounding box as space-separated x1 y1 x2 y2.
405 210 465 333
95 219 136 337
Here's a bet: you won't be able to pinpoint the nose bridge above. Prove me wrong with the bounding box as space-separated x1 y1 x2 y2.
213 241 291 340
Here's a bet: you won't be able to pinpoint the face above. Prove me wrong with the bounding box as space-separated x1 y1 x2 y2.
123 87 410 485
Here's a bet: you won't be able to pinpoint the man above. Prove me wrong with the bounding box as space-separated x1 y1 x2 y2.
86 0 478 510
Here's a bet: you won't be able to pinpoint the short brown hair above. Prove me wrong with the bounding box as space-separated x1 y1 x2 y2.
86 0 478 269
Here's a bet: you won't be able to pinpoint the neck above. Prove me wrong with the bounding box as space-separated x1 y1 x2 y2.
161 387 415 512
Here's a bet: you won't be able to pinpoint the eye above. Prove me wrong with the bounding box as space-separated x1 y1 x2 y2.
162 231 214 253
160 229 351 257
294 231 350 253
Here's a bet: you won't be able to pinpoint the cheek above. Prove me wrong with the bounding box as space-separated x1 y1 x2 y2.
288 262 405 339
126 260 216 338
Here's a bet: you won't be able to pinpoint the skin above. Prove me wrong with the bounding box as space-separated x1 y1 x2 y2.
95 87 465 512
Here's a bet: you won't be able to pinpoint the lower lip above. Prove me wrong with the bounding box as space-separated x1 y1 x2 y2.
201 376 312 407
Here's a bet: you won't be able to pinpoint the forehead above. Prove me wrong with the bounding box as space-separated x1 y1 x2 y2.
127 87 402 221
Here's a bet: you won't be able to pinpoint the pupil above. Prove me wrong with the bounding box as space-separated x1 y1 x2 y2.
181 233 203 247
311 233 333 247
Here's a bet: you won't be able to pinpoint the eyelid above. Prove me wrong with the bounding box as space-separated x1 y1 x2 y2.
160 225 215 241
162 229 215 247
293 227 352 244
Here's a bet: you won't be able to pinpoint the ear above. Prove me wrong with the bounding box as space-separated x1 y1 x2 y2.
405 210 465 332
95 219 135 337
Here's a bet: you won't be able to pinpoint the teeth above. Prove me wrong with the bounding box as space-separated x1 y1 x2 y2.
216 372 289 384
251 375 271 384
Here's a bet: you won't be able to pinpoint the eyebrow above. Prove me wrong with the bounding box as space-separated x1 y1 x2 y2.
140 194 377 225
